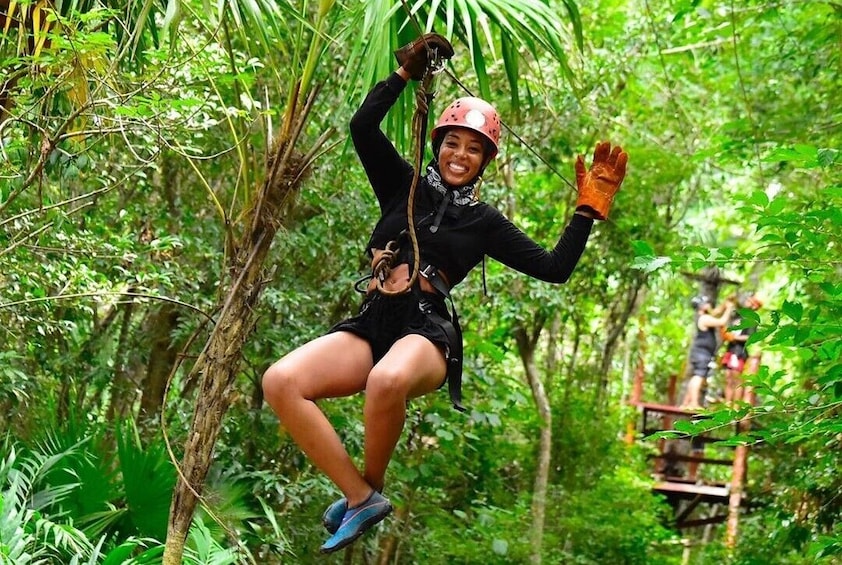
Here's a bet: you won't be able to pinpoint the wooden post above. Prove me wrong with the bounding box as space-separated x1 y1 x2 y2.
725 353 760 548
652 374 679 475
667 373 677 406
625 324 646 445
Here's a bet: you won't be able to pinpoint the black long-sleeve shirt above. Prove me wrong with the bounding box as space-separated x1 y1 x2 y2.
350 72 593 288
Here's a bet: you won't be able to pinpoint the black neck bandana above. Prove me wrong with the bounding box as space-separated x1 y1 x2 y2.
425 161 478 206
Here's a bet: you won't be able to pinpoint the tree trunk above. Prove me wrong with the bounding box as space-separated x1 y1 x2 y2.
57 294 122 423
561 315 582 416
376 503 411 565
514 323 550 565
596 279 643 406
163 247 269 562
139 303 181 421
162 81 328 563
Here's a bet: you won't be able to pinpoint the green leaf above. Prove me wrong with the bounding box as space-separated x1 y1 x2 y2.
492 539 509 555
817 148 840 167
647 430 688 440
744 190 769 208
781 300 803 322
746 326 775 346
731 309 760 328
101 540 145 565
631 240 655 256
767 197 787 215
631 255 671 273
763 144 820 168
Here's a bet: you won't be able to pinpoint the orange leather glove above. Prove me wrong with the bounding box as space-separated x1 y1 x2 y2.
575 141 628 220
394 33 454 80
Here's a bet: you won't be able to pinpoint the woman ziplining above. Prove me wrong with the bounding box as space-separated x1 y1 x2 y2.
261 33 628 554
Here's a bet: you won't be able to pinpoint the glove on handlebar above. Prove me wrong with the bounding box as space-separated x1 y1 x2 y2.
394 33 454 81
575 141 628 220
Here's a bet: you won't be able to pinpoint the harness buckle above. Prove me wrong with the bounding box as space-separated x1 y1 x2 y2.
419 262 451 297
420 263 437 280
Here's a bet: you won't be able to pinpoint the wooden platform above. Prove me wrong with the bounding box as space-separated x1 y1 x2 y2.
628 365 758 540
631 401 738 439
653 481 743 529
659 475 728 487
653 481 732 503
650 453 734 466
632 398 751 531
633 401 703 417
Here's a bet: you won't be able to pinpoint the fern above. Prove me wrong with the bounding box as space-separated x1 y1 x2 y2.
183 516 241 565
0 446 42 564
0 440 93 562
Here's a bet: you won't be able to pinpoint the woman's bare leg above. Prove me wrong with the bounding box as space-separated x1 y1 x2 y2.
262 332 375 506
682 375 705 408
362 334 447 492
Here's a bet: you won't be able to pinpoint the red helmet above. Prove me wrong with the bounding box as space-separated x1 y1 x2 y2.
431 97 501 163
744 294 764 309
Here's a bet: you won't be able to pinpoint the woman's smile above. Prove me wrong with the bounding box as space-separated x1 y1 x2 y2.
438 128 486 186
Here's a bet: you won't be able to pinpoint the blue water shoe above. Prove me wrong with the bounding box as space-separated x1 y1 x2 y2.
319 491 392 554
322 497 346 534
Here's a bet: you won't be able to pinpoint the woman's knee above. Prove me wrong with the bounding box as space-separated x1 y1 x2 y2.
365 366 409 403
262 359 299 406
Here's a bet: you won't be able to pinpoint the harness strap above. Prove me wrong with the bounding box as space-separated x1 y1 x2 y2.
418 260 466 412
428 194 449 234
422 297 465 412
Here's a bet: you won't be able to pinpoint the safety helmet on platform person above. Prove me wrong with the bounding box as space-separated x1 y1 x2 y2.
690 295 713 312
744 294 764 310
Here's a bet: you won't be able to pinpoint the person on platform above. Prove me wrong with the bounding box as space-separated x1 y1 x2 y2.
721 293 763 403
681 295 736 409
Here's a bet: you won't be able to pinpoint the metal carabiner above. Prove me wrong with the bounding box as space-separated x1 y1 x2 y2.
427 48 447 75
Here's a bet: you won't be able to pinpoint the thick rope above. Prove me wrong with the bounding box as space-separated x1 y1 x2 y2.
373 57 439 295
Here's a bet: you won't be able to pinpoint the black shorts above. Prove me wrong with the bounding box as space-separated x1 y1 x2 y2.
690 350 714 378
329 290 457 382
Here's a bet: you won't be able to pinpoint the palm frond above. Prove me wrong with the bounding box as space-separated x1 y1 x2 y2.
77 504 128 539
35 520 93 560
15 434 87 512
212 0 321 63
26 425 119 525
97 535 166 565
0 442 93 562
335 0 582 152
249 496 290 556
0 446 43 564
116 420 176 541
196 479 260 541
183 515 240 565
366 0 578 94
